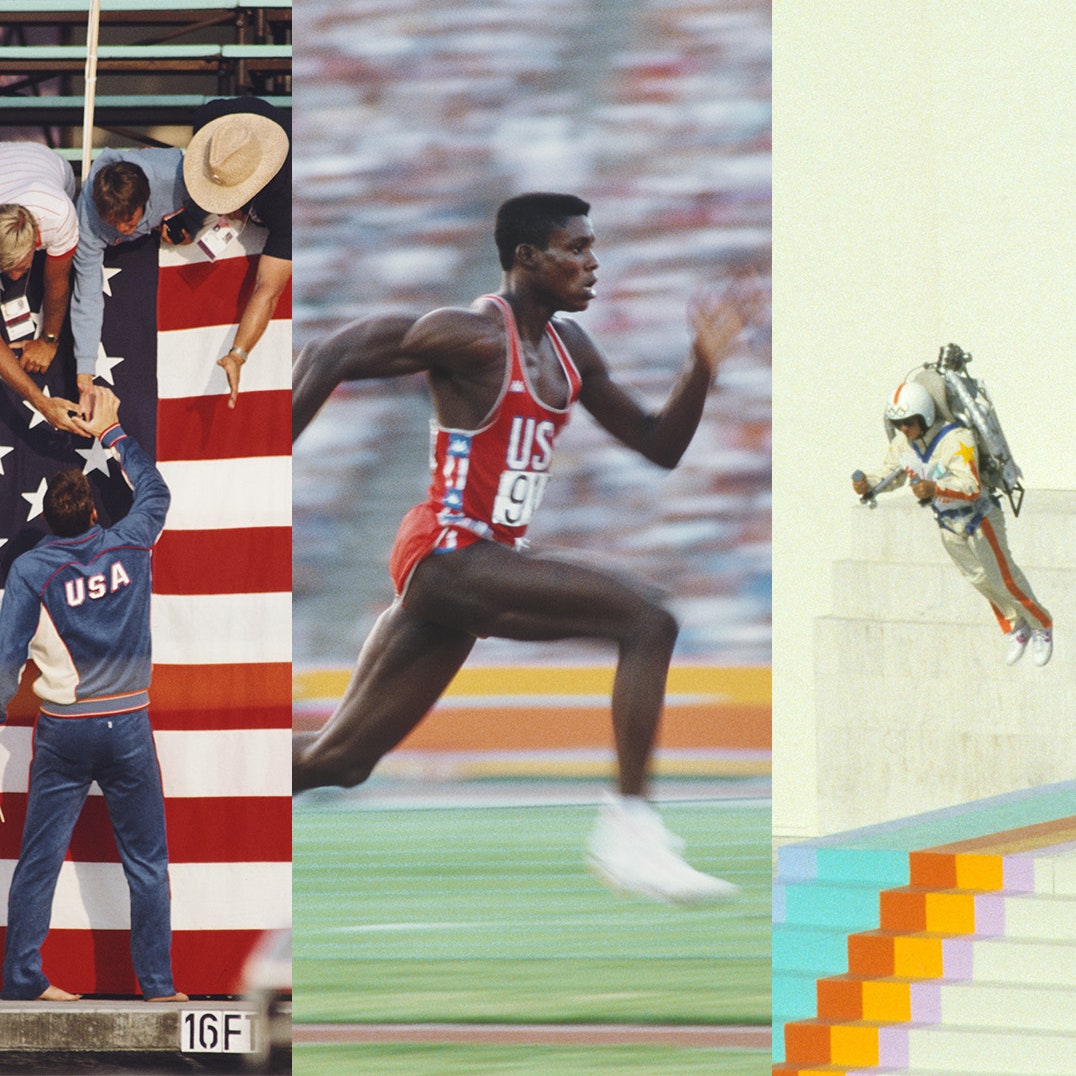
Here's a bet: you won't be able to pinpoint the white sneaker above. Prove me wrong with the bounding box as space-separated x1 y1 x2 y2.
1005 623 1030 665
1031 628 1053 667
585 795 739 905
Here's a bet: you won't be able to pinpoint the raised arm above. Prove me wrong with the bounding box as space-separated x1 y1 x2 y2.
569 287 753 469
79 386 171 543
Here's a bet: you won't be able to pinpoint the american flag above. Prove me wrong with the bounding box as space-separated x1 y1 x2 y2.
0 224 291 995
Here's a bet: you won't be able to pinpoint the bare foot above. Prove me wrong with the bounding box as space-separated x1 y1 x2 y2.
38 985 81 1001
147 992 189 1002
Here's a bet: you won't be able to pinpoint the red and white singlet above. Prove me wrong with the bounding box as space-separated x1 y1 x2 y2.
389 293 582 595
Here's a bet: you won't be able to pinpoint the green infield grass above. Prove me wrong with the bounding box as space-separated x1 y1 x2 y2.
293 1043 770 1074
293 794 770 1027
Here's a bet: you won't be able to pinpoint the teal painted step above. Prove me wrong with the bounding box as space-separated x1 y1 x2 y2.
774 966 823 1062
776 878 883 930
773 968 819 1018
776 842 910 887
813 846 911 886
772 922 850 974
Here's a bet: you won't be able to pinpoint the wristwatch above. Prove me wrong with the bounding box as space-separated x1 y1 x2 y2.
43 333 59 345
228 345 248 364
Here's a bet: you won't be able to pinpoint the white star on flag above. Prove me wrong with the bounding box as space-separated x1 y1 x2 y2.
0 445 13 475
23 387 53 429
95 342 125 385
102 265 122 297
22 476 47 522
76 438 113 477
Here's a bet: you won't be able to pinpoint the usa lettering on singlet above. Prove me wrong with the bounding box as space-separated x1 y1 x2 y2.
428 294 582 545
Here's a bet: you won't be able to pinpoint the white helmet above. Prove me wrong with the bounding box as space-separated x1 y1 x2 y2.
885 380 935 429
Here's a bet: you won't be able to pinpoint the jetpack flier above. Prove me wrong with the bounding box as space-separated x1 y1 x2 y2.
892 343 1025 517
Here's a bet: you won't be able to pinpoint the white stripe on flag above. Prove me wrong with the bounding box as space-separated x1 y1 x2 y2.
151 592 291 665
0 861 290 930
157 728 291 798
0 728 290 798
158 457 290 530
158 222 267 268
156 321 291 399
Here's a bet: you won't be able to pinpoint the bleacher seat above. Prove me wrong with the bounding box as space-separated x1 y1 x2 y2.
0 2 291 145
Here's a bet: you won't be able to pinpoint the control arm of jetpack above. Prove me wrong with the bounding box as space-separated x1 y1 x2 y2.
853 467 904 508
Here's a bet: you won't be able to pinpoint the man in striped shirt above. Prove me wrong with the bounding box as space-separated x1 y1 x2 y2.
0 141 83 434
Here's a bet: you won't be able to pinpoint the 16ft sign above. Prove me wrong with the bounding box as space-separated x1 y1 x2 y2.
181 1009 256 1053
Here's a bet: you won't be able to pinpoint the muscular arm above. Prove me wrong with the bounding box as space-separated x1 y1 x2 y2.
291 311 420 440
566 291 749 469
218 253 293 409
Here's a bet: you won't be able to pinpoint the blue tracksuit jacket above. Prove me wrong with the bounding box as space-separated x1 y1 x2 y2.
0 425 170 719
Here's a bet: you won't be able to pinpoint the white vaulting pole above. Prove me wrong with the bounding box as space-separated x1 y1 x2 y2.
80 0 102 186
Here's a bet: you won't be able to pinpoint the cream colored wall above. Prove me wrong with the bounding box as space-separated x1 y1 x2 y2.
773 3 1076 841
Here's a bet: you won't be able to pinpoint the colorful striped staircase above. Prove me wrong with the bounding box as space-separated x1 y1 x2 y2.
773 781 1076 1074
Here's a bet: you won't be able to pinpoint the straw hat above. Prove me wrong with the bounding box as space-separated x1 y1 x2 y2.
184 112 289 214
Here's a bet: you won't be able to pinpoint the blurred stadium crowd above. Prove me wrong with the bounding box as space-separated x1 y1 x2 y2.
292 0 770 668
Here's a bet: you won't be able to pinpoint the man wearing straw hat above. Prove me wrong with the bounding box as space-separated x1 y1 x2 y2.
185 98 291 410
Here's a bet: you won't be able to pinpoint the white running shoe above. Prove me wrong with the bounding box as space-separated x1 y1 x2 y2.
585 795 739 905
1031 628 1053 667
1005 622 1030 665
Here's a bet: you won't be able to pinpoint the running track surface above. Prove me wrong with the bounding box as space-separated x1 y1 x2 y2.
293 1024 771 1049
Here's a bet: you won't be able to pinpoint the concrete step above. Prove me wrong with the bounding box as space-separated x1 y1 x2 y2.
812 620 1074 833
968 934 1076 986
815 616 1066 691
0 996 267 1053
932 980 1076 1034
1001 893 1076 938
903 1023 1076 1074
841 491 1076 568
828 559 1069 624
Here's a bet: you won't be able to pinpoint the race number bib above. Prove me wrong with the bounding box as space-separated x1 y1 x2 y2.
492 470 549 527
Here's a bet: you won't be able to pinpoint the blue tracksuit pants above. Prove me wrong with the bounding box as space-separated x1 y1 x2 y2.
1 708 175 999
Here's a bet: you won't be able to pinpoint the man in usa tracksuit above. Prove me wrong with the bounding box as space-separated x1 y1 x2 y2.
0 386 186 1002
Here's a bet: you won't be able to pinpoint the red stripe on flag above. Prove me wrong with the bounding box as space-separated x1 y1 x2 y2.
157 256 291 332
150 705 291 733
5 665 292 726
154 528 291 595
0 796 291 863
4 928 274 996
156 389 292 461
151 663 292 716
